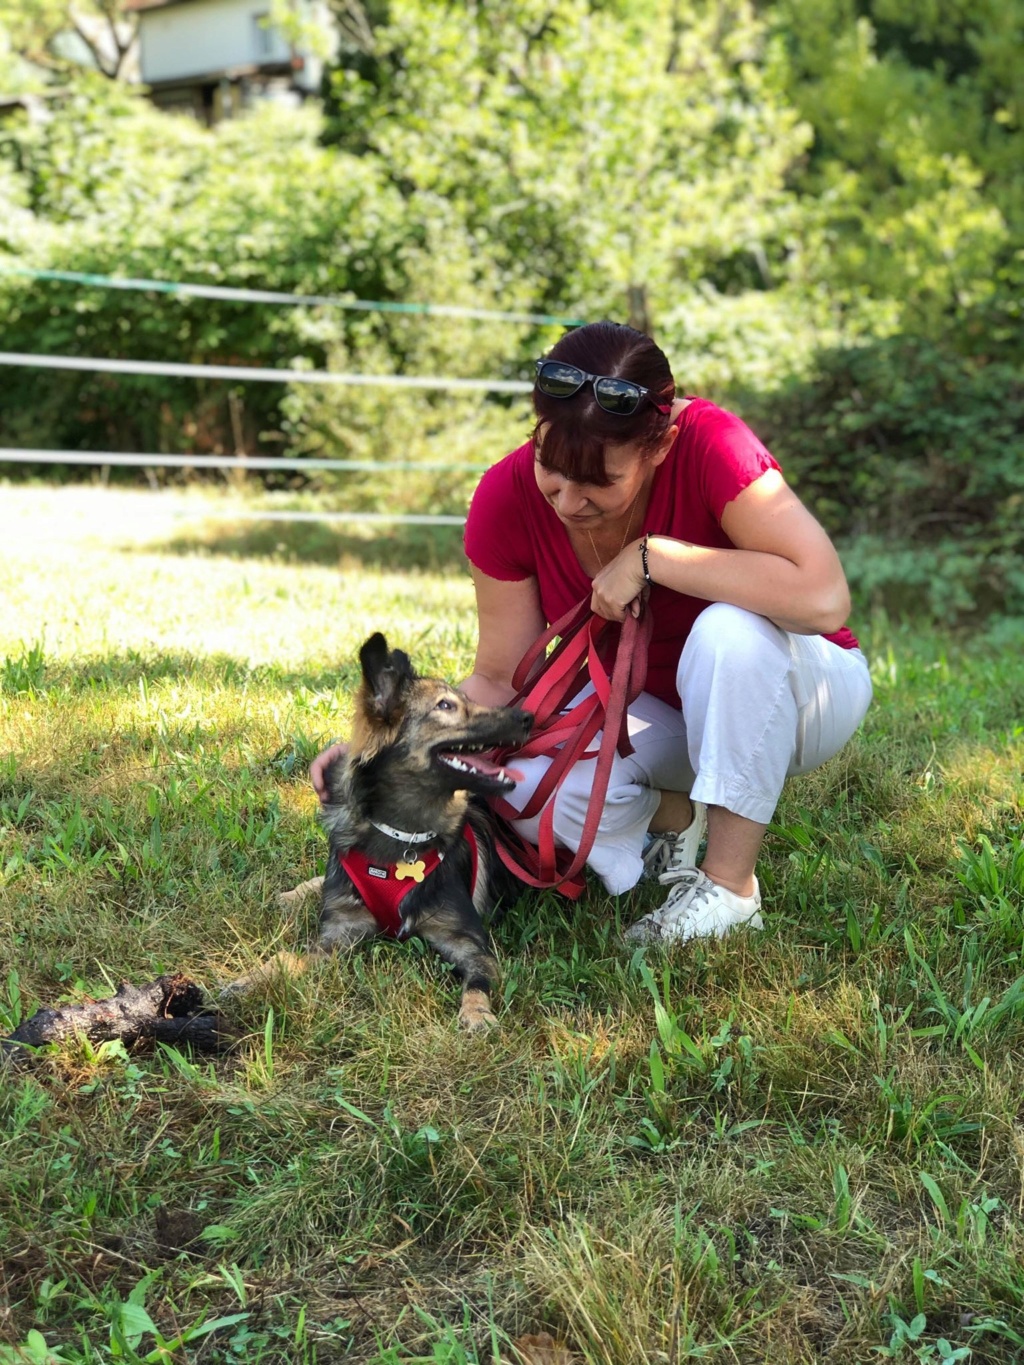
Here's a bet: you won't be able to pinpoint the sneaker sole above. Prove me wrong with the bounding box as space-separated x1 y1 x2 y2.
624 908 763 947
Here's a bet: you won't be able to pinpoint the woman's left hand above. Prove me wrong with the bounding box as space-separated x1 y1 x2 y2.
590 539 646 621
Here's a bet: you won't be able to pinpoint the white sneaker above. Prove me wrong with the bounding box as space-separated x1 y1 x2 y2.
625 870 763 946
642 801 707 883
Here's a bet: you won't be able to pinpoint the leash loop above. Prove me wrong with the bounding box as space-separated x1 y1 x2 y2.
490 597 653 897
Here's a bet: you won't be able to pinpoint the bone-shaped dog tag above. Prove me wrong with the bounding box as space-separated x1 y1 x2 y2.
395 859 426 883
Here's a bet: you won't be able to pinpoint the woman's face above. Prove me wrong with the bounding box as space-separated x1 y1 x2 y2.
533 427 676 529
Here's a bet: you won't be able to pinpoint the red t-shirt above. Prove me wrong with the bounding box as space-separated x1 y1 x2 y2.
464 398 859 709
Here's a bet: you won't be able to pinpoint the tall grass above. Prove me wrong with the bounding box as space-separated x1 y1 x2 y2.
1 486 1023 1363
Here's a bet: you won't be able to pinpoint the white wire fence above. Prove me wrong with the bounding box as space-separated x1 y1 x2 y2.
0 337 531 527
0 263 584 327
0 449 486 474
0 350 532 393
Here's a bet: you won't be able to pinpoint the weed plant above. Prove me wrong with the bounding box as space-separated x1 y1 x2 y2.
1 488 1023 1363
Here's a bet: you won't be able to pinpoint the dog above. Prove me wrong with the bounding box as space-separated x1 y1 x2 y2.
259 633 532 1032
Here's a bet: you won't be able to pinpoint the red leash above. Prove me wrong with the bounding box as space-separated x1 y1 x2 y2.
490 597 653 897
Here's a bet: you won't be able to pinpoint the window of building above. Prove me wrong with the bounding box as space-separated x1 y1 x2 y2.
252 13 275 60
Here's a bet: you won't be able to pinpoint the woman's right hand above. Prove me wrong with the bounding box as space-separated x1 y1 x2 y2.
310 741 348 804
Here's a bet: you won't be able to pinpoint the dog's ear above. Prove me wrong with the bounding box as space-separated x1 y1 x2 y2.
359 633 415 726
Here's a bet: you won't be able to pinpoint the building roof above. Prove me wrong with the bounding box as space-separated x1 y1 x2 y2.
124 0 198 13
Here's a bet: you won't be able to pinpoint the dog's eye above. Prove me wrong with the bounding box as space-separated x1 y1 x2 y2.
435 698 458 712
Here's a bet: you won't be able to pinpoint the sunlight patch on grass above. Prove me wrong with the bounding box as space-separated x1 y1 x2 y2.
3 485 1024 1360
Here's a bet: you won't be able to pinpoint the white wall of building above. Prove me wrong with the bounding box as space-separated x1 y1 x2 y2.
139 0 292 83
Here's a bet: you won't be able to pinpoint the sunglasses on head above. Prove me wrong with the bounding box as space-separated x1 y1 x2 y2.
534 359 673 417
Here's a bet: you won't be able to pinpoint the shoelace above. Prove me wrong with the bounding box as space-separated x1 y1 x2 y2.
655 869 715 924
658 860 702 888
644 836 700 884
641 833 674 879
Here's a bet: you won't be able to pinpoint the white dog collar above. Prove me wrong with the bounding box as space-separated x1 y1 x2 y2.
370 819 439 845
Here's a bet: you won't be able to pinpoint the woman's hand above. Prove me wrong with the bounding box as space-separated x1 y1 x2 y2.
590 539 647 622
310 741 348 804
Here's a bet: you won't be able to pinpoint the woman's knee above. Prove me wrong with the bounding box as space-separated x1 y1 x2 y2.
679 604 788 689
553 769 656 837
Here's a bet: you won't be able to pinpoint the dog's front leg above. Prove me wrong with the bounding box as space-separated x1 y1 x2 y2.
318 881 380 952
223 882 377 1000
457 982 499 1033
278 876 324 910
220 948 318 999
415 903 500 1033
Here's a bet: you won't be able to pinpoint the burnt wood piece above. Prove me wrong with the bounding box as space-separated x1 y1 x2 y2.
1 975 227 1064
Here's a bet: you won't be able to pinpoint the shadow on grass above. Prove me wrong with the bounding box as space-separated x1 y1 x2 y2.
6 649 358 697
148 519 468 571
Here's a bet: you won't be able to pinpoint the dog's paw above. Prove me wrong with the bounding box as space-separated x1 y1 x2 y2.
458 994 498 1034
217 951 311 1003
278 876 324 911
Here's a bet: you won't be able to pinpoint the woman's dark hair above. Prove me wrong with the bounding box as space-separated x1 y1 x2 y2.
532 321 676 486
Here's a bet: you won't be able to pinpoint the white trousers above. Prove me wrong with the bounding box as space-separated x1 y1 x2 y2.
504 603 874 895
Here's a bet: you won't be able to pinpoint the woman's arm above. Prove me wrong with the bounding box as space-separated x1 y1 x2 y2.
462 565 547 705
590 469 851 634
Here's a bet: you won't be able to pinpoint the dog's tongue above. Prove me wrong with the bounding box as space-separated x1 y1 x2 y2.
442 750 525 783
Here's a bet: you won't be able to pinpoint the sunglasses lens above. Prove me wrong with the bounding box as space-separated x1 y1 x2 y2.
535 362 648 414
594 378 641 414
537 362 586 397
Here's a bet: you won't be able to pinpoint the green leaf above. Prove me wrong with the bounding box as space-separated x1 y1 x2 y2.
118 1301 158 1347
919 1172 951 1226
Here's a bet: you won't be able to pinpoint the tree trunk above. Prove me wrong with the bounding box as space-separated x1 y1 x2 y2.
1 975 228 1066
627 283 652 337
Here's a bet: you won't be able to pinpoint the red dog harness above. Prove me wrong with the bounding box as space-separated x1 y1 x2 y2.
340 826 480 938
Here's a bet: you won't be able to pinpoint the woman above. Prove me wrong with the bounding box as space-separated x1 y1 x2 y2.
460 320 871 943
314 321 872 945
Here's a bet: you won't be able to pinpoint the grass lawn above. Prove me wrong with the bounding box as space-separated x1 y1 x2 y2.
1 484 1023 1364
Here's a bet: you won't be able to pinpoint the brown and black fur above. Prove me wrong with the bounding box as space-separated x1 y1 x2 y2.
263 634 531 1031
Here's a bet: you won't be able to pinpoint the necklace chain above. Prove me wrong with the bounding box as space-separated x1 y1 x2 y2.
586 491 640 575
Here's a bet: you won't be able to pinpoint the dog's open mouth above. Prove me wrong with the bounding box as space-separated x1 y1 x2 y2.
435 745 524 787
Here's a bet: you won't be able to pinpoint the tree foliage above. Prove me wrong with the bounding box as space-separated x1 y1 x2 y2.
0 82 533 495
743 334 1024 620
323 0 811 323
0 0 1021 619
0 0 137 83
769 0 1022 340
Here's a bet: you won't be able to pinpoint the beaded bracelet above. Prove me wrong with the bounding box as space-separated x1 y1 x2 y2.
639 533 653 585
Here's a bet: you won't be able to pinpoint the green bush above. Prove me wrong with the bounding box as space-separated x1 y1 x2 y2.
738 335 1024 621
1 1 1022 626
0 81 537 469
